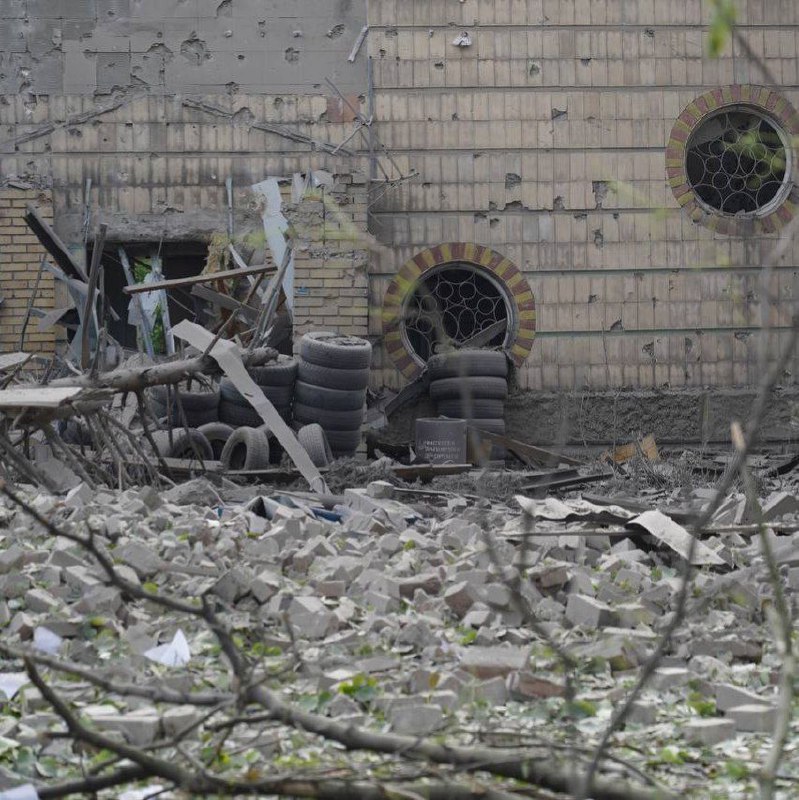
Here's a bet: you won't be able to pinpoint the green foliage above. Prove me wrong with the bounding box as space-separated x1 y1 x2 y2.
459 629 477 646
687 691 717 718
707 0 736 57
339 674 378 705
724 759 750 779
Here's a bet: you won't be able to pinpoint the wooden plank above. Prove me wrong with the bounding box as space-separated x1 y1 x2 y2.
191 284 260 322
0 387 84 409
24 204 89 282
123 264 274 295
0 352 31 372
467 425 585 467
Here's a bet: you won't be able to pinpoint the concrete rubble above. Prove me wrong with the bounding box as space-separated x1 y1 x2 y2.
0 455 797 798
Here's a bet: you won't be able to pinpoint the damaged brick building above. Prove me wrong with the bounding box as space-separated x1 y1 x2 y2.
1 0 798 443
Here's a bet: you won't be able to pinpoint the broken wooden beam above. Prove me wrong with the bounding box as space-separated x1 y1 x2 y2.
123 264 275 295
24 204 89 282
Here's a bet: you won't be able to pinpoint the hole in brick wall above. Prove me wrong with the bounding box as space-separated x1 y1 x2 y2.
401 263 512 363
91 241 209 352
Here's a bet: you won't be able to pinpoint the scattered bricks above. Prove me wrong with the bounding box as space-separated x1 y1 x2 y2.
251 569 280 603
651 667 692 691
715 683 773 713
73 585 123 616
628 701 658 725
444 581 478 618
24 588 60 613
0 545 25 573
212 568 252 604
461 604 494 629
691 637 762 662
379 533 402 556
531 564 570 589
367 480 394 499
726 704 777 732
115 542 163 578
459 646 529 679
761 491 799 521
287 596 338 640
683 718 736 746
575 634 646 672
63 565 102 593
568 570 595 596
162 705 201 737
461 676 508 706
398 571 442 599
614 603 655 628
92 709 162 746
477 582 511 609
565 594 616 629
364 590 399 614
315 579 346 598
388 704 443 735
508 671 565 701
0 573 30 598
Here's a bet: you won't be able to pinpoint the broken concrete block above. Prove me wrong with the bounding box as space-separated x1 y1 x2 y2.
64 565 101 592
565 594 616 629
683 718 736 746
614 603 655 628
0 545 25 574
92 709 162 746
73 585 122 616
459 646 529 679
508 671 564 700
24 589 61 614
627 701 657 725
212 568 252 604
726 703 777 732
367 480 394 499
444 581 478 618
115 542 163 578
388 704 443 735
761 491 799 521
651 667 692 691
398 571 442 599
162 705 201 737
287 596 337 640
251 569 280 604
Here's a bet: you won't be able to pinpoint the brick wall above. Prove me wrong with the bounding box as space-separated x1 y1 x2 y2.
287 172 370 342
0 190 55 355
366 0 799 391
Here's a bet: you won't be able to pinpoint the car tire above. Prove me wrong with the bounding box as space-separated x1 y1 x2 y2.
297 361 370 391
150 429 214 461
427 349 508 380
300 331 372 370
247 355 298 387
197 422 235 460
220 426 271 471
219 378 293 408
297 424 333 468
293 403 365 431
323 428 362 453
218 399 291 428
294 381 365 411
429 376 508 402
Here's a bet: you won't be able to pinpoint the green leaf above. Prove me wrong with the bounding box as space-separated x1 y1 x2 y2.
725 759 750 779
707 0 736 57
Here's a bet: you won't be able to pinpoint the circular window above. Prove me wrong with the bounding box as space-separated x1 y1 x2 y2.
402 263 512 363
666 86 799 235
382 243 536 381
685 108 790 216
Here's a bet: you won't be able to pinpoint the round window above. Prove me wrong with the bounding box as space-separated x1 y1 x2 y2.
685 108 790 216
402 263 512 364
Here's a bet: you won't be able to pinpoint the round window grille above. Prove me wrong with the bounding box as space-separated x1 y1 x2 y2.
382 243 536 381
666 86 799 235
402 263 512 363
685 108 790 216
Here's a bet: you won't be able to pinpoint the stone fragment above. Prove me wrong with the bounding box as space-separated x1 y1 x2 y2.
614 603 655 628
398 571 442 599
628 701 657 725
92 709 162 746
367 480 394 499
115 542 163 578
444 581 478 618
508 671 565 700
287 596 337 640
316 580 346 598
25 588 61 613
212 568 251 603
683 718 736 746
726 703 777 732
0 546 25 573
761 491 799 521
0 573 31 598
459 646 529 679
73 585 122 615
565 594 616 629
651 667 692 691
251 569 280 603
388 704 443 735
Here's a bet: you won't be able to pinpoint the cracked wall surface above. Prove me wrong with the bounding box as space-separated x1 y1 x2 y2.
366 0 799 392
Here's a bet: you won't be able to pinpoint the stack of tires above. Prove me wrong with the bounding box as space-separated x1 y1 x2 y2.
218 355 297 428
293 332 372 459
428 349 508 459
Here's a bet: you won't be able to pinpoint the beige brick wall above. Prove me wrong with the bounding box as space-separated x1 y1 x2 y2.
0 190 55 355
366 0 799 391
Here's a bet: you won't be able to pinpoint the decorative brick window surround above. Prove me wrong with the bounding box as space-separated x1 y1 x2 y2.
382 243 536 380
667 86 799 235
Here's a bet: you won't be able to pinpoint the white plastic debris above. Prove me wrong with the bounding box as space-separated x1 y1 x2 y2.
452 31 472 46
119 785 165 800
144 629 191 667
33 626 63 655
0 785 39 800
0 673 29 700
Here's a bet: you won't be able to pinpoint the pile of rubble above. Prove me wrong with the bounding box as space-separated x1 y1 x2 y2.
0 459 797 799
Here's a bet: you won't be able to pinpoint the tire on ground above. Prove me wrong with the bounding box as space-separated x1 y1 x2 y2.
297 361 370 391
220 426 271 471
300 331 372 370
197 422 235 460
293 403 365 431
297 423 333 468
150 429 214 461
429 376 508 402
436 399 506 419
294 381 365 411
427 349 508 381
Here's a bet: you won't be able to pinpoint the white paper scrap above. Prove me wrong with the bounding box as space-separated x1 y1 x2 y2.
0 673 29 700
0 784 39 800
33 627 63 655
144 630 191 667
